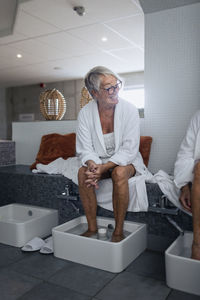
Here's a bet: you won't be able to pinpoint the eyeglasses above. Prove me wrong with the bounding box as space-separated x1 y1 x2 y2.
100 80 122 95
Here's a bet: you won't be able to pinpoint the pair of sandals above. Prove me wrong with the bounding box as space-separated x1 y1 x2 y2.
21 236 53 254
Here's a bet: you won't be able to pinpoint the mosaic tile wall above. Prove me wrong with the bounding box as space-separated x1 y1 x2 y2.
0 141 15 166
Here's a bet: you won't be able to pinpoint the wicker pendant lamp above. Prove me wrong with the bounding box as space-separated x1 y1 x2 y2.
40 88 66 120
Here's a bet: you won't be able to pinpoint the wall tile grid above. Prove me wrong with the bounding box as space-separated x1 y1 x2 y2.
145 3 200 174
0 140 15 166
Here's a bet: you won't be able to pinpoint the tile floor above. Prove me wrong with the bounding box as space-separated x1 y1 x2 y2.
0 242 199 300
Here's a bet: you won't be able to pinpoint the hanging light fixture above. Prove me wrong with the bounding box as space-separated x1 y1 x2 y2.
39 88 66 120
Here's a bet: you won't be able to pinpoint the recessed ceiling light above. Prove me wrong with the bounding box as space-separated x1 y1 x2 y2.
16 53 22 58
101 37 108 42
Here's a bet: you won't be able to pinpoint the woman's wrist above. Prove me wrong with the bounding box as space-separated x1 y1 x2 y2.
103 162 117 172
181 183 190 191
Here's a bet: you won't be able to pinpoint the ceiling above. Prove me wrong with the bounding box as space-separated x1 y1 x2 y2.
1 0 199 88
0 0 144 88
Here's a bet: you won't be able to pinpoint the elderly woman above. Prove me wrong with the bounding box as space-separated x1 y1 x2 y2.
76 66 145 242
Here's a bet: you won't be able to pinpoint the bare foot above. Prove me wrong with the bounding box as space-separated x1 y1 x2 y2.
191 243 200 260
81 229 97 238
111 233 124 243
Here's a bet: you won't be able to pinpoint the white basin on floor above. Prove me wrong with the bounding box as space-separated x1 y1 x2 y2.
0 203 58 247
53 216 147 273
165 232 200 296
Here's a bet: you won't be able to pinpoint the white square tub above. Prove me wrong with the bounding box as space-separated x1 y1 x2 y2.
53 216 147 273
0 203 58 247
165 232 200 296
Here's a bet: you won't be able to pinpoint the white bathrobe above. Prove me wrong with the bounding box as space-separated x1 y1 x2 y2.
174 110 200 189
152 110 200 215
76 99 146 172
76 98 152 211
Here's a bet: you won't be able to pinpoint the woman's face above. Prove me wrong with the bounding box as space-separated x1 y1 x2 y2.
94 75 121 107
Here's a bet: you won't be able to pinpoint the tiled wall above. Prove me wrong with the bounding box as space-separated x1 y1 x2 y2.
0 140 15 166
144 3 200 174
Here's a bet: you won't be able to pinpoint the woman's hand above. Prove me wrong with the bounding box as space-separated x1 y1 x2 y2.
179 184 191 212
87 160 98 173
85 162 106 189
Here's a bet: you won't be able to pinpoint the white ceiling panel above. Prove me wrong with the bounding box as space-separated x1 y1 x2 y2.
0 31 26 45
11 39 70 60
0 44 44 64
36 32 98 57
68 24 133 50
105 14 144 48
15 9 60 37
0 54 42 69
80 0 141 22
21 0 98 30
110 47 144 70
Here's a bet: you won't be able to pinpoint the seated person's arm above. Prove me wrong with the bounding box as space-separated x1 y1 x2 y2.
179 183 191 212
174 112 200 189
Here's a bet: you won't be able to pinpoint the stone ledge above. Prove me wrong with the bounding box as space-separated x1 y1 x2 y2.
0 140 15 166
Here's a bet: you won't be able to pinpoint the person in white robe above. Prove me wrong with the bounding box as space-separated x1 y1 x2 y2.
174 110 200 260
76 66 147 242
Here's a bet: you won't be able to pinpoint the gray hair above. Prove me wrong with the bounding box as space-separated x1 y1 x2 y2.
84 66 121 96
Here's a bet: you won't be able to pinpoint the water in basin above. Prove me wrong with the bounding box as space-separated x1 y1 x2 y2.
66 223 131 241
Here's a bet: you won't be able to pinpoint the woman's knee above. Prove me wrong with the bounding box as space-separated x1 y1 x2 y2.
111 166 128 184
78 166 87 186
194 162 200 180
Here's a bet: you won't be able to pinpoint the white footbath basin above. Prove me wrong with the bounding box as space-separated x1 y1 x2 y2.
0 203 58 247
165 232 200 296
52 216 147 273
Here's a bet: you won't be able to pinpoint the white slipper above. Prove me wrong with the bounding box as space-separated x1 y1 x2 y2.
40 236 53 254
21 237 45 252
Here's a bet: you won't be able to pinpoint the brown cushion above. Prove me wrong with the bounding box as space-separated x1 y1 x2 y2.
30 133 76 170
139 136 153 167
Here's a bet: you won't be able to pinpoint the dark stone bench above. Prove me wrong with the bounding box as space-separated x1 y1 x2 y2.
0 165 192 250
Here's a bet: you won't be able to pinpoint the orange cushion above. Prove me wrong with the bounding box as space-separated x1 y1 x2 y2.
30 133 76 170
30 133 152 170
139 136 153 167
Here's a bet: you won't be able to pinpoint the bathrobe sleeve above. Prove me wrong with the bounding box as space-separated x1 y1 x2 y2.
109 102 140 166
174 111 200 189
76 105 102 166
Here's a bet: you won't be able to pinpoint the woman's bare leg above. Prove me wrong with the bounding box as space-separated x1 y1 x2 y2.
78 167 98 236
111 165 135 242
191 162 200 260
